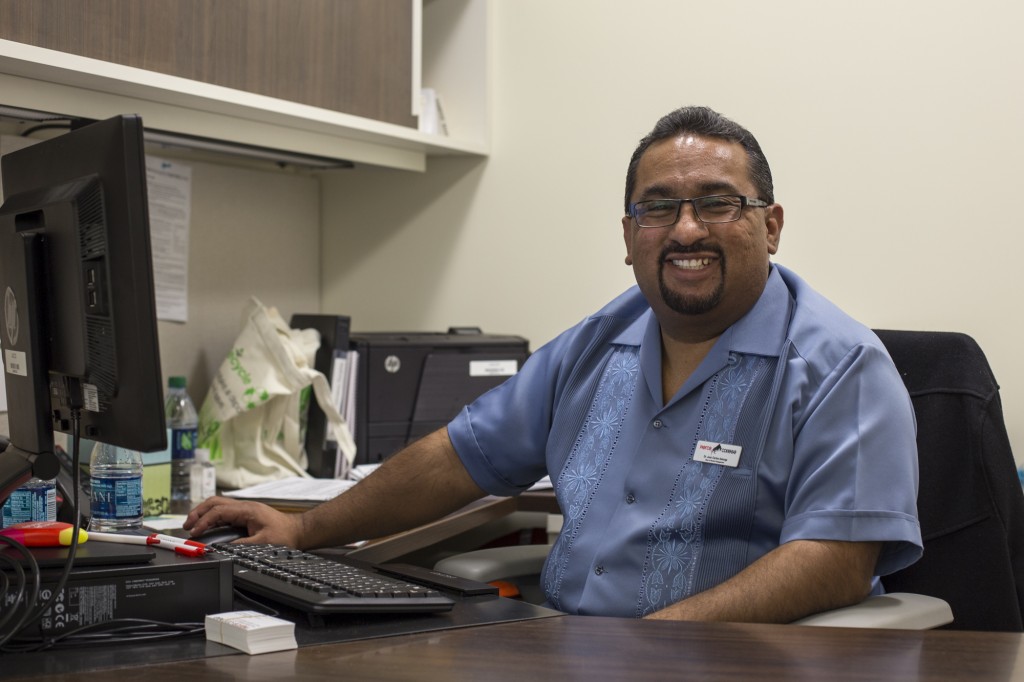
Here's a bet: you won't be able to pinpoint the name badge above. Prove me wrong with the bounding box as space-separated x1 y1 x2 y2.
693 440 743 468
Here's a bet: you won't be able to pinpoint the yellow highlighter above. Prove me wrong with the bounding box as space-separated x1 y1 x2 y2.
0 521 89 547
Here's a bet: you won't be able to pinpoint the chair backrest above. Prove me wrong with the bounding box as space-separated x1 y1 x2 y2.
874 330 1024 631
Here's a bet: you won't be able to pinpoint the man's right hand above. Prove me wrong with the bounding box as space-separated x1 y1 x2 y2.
183 496 305 547
180 428 486 553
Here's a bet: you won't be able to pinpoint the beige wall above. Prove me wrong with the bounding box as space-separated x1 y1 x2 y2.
3 1 1022 464
155 159 322 400
322 0 1024 459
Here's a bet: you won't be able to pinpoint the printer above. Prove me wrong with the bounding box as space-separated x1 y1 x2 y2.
349 329 529 465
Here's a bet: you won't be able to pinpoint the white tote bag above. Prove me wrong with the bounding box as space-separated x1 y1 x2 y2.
198 298 356 489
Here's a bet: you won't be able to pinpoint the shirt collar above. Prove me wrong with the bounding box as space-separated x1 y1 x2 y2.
617 266 794 406
719 265 793 358
609 265 793 357
611 308 648 347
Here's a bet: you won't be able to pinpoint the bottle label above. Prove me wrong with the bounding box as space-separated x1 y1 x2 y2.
170 427 198 461
190 463 217 503
1 482 57 528
91 476 143 520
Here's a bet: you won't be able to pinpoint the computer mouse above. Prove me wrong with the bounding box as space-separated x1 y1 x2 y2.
190 525 249 545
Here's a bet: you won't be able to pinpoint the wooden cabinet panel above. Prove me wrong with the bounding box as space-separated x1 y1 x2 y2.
0 0 416 128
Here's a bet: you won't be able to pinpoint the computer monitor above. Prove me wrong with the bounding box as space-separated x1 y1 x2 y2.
0 114 167 505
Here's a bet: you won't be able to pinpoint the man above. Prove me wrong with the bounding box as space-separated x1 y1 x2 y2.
187 106 922 623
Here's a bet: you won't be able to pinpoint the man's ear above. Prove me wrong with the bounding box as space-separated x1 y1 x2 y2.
765 203 784 255
622 215 634 265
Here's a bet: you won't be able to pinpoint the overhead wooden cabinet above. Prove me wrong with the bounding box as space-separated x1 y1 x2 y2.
0 0 491 171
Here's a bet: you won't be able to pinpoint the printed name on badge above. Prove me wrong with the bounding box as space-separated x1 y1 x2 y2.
693 440 743 468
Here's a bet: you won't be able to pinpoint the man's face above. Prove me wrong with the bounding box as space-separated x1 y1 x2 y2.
621 134 783 338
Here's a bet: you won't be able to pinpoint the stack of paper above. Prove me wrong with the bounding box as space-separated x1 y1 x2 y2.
224 477 357 503
348 463 381 481
205 610 297 655
330 351 359 435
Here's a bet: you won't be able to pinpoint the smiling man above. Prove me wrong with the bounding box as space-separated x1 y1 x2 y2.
187 106 923 623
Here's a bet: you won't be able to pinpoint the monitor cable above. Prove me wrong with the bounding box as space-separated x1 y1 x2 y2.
2 404 210 653
0 408 84 650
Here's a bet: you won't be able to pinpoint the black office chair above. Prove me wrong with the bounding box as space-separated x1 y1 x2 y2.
873 330 1024 631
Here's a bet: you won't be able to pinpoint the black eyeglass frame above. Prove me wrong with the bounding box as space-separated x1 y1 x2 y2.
628 195 770 227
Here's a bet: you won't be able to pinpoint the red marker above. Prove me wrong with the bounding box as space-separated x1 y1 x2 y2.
88 531 206 557
153 533 207 552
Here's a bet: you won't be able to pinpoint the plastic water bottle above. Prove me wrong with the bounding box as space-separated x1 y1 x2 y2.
89 443 144 531
1 477 57 528
189 447 216 505
165 376 199 514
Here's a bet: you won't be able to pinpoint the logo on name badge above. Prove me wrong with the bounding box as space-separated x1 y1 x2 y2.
693 440 743 468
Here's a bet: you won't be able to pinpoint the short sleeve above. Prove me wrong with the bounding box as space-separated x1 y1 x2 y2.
780 342 923 575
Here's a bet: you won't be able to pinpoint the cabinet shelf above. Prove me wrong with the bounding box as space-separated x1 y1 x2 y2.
0 38 487 172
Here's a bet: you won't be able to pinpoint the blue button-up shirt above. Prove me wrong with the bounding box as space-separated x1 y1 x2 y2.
448 264 922 617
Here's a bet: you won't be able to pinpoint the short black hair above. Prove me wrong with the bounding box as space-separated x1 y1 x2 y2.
624 106 775 213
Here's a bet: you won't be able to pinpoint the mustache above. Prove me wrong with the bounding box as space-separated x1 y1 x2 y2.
659 241 725 261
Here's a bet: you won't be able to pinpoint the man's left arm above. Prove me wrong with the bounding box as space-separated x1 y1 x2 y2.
645 340 920 623
645 539 881 623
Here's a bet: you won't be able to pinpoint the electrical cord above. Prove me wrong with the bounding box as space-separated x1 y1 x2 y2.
1 407 209 652
3 618 205 653
0 536 39 641
0 410 84 649
232 587 282 618
19 122 72 137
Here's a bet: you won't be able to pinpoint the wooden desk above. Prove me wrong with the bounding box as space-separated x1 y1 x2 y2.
21 616 1023 681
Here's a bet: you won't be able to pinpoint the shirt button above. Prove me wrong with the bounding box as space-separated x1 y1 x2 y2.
652 419 664 429
594 566 605 576
626 493 636 504
727 353 739 366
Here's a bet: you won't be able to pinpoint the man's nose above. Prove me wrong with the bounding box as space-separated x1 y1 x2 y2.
669 202 709 243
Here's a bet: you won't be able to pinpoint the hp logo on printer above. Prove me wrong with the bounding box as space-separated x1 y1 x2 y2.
4 287 18 346
384 355 401 374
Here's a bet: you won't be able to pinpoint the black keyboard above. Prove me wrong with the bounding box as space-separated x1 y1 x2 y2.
209 543 455 615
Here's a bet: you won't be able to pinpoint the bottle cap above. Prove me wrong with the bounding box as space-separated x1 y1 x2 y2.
195 448 211 463
169 376 187 389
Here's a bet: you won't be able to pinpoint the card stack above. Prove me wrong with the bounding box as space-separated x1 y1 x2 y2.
205 610 298 655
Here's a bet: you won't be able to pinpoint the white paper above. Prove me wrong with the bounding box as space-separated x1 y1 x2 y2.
224 476 357 502
328 349 359 459
418 88 448 136
205 611 297 654
143 515 188 531
528 475 552 491
348 463 380 481
146 156 192 323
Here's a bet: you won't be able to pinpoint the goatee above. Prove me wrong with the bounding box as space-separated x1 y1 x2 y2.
658 245 725 315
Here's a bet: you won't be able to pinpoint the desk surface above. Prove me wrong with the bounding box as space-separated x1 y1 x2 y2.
11 492 1021 680
15 616 1023 682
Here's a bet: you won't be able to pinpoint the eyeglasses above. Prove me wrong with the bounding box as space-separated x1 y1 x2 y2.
628 195 769 228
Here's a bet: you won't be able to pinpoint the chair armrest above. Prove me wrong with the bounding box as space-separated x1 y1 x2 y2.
792 593 954 629
434 544 550 583
436 547 954 631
